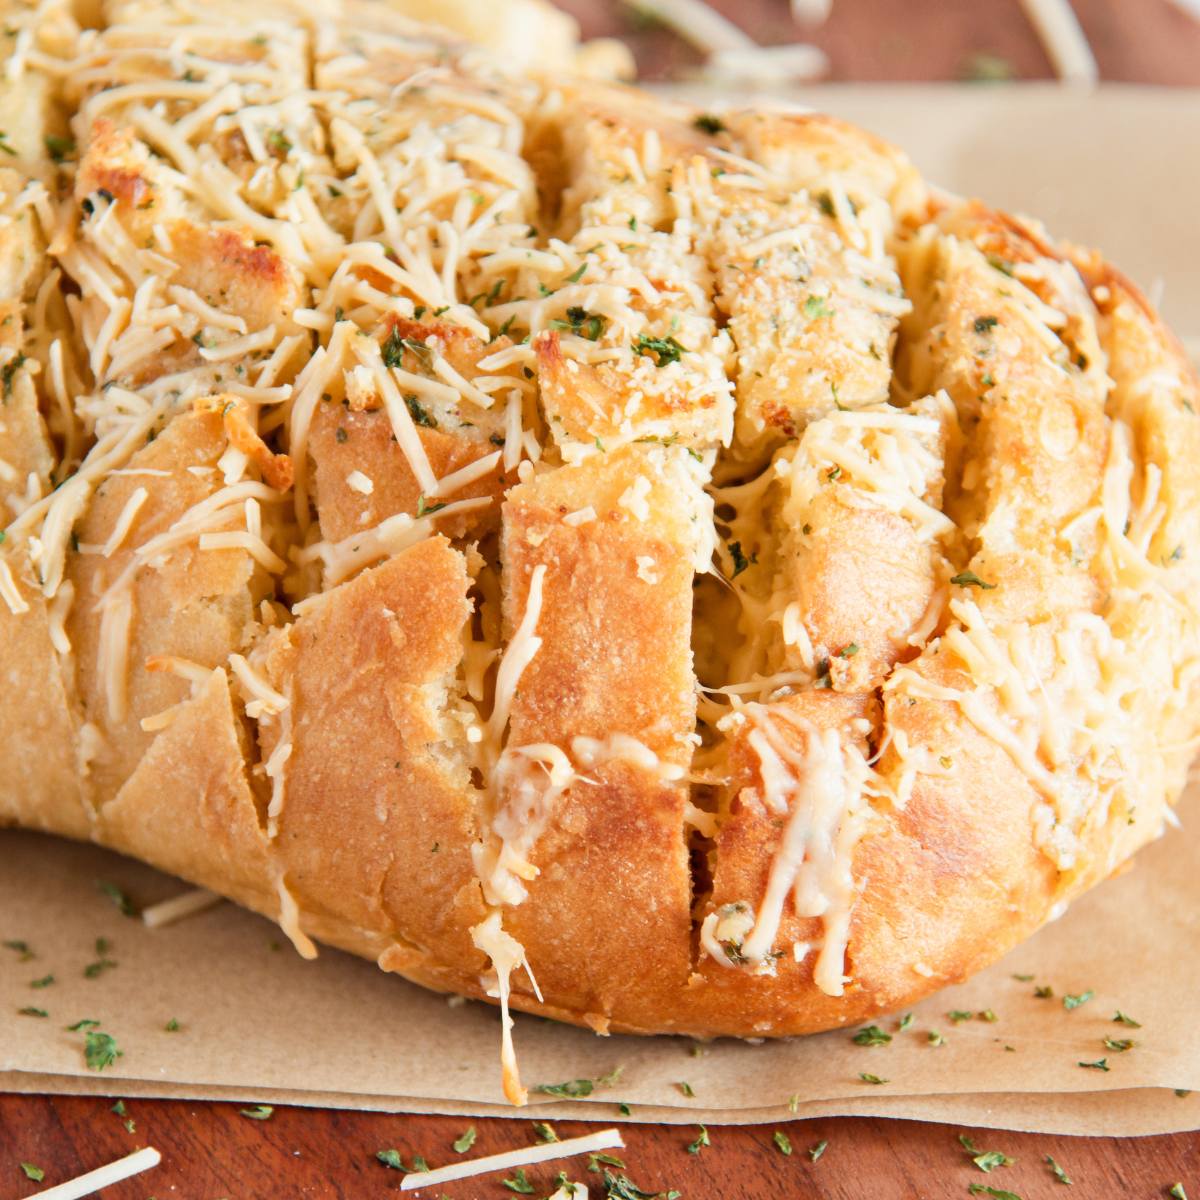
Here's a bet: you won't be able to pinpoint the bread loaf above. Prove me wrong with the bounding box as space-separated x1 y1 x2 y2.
2 0 1198 1106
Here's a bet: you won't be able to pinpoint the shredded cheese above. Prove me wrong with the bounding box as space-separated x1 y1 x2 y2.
141 888 222 928
26 1148 162 1200
275 875 317 960
399 1128 624 1192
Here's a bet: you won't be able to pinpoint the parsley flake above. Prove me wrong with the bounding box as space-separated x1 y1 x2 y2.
404 393 438 428
98 880 135 916
588 1153 626 1172
549 306 606 342
1035 986 1054 999
898 1013 914 1031
928 1030 946 1046
1169 1185 1188 1200
84 1030 122 1071
948 1010 974 1023
503 1167 535 1193
415 495 447 518
238 1105 274 1120
960 1136 1014 1173
1103 1037 1134 1052
66 1019 99 1031
728 540 756 578
858 1073 888 1085
676 1081 695 1098
20 1163 44 1182
772 1130 792 1156
600 1169 679 1200
18 1006 48 1018
634 334 687 367
1077 1058 1109 1071
534 1066 623 1098
1 939 31 960
804 294 833 320
30 974 54 988
1063 991 1093 1010
973 316 999 333
1044 1154 1072 1185
686 1125 709 1155
693 114 726 135
852 1025 892 1047
950 571 996 590
809 1138 828 1161
452 1127 476 1153
1113 1010 1142 1027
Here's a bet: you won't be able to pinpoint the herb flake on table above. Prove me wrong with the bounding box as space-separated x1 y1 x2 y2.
30 974 54 988
18 1007 47 1018
589 1153 626 1172
1103 1037 1135 1052
686 1125 709 1155
3 939 33 960
1044 1154 1072 1184
20 1163 44 1182
111 1100 126 1115
1077 1058 1109 1072
772 1131 792 1156
809 1139 828 1162
950 571 996 590
238 1105 274 1120
959 1136 1013 1173
601 1169 680 1199
66 1018 98 1031
1063 990 1093 1010
532 1121 558 1143
1169 1185 1188 1200
503 1167 535 1193
452 1127 476 1153
1112 1010 1142 1027
858 1073 888 1085
675 1081 694 1098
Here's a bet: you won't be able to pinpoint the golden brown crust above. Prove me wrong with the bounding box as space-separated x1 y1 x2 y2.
257 535 488 975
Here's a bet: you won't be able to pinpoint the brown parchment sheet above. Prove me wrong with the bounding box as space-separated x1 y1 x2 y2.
3 85 1199 1138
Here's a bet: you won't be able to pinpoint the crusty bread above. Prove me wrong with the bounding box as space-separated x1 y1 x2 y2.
2 0 1199 1106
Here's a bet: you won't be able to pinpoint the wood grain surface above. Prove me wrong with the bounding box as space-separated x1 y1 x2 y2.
5 0 1199 1195
559 0 1200 85
2 1094 1198 1199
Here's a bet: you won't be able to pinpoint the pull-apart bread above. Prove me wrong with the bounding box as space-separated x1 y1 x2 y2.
2 0 1198 1104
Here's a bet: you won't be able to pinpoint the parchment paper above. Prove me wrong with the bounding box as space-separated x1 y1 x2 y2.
3 85 1199 1137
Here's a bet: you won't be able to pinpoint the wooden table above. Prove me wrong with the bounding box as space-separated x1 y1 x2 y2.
4 1094 1199 1198
558 0 1200 85
6 1 1200 1195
